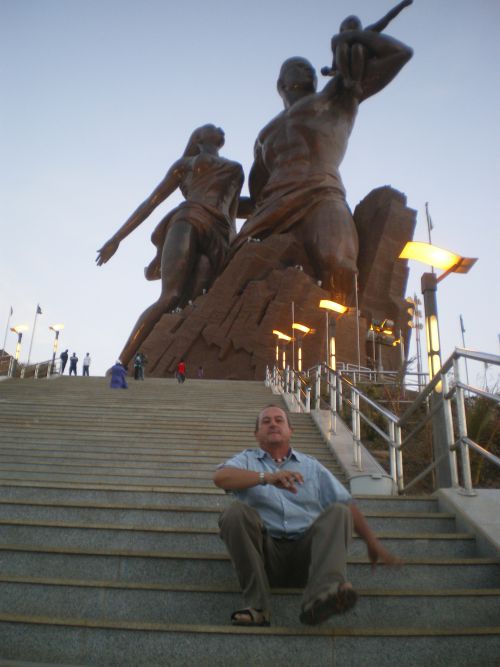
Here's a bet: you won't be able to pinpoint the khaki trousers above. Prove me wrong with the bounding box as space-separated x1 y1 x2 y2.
218 500 353 614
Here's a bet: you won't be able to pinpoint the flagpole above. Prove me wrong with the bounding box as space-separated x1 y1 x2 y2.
424 202 435 274
27 304 42 366
2 306 13 357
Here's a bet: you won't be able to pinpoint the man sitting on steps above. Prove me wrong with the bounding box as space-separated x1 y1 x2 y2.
213 404 401 627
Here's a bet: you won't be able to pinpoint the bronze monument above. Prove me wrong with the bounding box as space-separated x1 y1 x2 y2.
99 7 416 377
97 124 244 367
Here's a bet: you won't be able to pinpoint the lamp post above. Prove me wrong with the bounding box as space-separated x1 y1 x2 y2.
367 319 395 375
9 325 29 376
319 300 347 371
272 330 292 370
399 241 477 488
49 324 64 375
292 323 312 372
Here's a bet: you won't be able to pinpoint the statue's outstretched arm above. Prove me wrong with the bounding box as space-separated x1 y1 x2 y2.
324 29 412 102
358 30 413 100
366 0 413 33
96 160 184 266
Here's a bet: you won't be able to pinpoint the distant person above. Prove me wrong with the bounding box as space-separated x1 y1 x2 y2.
60 349 69 374
176 359 186 384
197 365 204 378
134 351 147 380
82 353 91 376
69 353 78 376
109 361 128 389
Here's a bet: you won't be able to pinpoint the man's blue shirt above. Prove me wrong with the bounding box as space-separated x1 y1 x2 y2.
217 448 352 538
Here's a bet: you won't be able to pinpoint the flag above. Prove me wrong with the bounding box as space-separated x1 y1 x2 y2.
10 306 13 316
36 304 42 315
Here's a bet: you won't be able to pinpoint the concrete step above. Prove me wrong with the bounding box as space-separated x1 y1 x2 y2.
0 614 498 667
0 520 478 557
0 484 442 513
0 545 498 589
0 576 498 629
0 499 456 533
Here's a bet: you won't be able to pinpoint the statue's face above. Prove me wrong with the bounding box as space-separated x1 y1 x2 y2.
200 124 225 148
340 15 362 32
279 58 317 94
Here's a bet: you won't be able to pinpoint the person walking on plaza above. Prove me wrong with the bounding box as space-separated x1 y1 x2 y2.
82 353 91 376
109 361 128 389
213 405 400 627
134 351 147 380
69 353 78 376
60 349 68 374
176 359 186 383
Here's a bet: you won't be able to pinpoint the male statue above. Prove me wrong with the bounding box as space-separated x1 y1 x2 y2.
233 28 413 305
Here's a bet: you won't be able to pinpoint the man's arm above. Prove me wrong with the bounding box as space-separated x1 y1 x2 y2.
366 0 413 34
350 504 402 567
213 467 304 493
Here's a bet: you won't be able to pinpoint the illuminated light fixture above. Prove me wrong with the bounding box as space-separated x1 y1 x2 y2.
319 299 348 315
272 329 292 370
272 329 292 342
292 323 311 335
49 323 65 374
10 324 29 361
399 242 477 282
319 300 347 370
292 323 313 372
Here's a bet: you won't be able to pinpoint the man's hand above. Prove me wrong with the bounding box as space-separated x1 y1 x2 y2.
366 536 403 571
265 470 304 494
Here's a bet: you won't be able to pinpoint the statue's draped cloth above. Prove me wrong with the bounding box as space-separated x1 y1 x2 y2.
144 160 243 280
231 170 346 254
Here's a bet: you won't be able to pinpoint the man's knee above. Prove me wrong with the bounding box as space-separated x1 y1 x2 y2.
218 500 260 532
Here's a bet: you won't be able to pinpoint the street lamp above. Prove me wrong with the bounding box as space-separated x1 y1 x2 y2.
272 330 292 370
49 324 64 374
319 300 347 371
399 240 477 488
367 319 395 373
10 324 29 361
399 241 477 384
292 323 312 372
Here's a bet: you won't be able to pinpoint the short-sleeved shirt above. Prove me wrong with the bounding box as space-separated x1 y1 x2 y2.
217 448 352 539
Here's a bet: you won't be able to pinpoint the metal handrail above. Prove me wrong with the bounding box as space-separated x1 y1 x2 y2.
272 346 500 496
1 357 62 379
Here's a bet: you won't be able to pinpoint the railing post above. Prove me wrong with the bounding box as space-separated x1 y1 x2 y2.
388 421 398 489
295 378 301 409
453 356 475 495
338 371 343 414
314 365 321 410
351 386 361 469
395 424 404 493
329 368 337 435
441 370 459 488
305 386 311 413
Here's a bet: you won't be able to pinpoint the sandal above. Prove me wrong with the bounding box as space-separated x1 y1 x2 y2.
299 584 357 626
230 607 270 627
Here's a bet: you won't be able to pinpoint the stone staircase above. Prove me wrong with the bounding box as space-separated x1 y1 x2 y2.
0 377 498 666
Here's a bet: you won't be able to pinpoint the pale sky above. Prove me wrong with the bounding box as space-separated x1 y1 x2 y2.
1 0 499 380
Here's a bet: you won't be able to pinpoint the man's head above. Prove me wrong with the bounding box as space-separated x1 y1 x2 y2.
340 15 362 32
254 405 293 453
277 57 317 108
